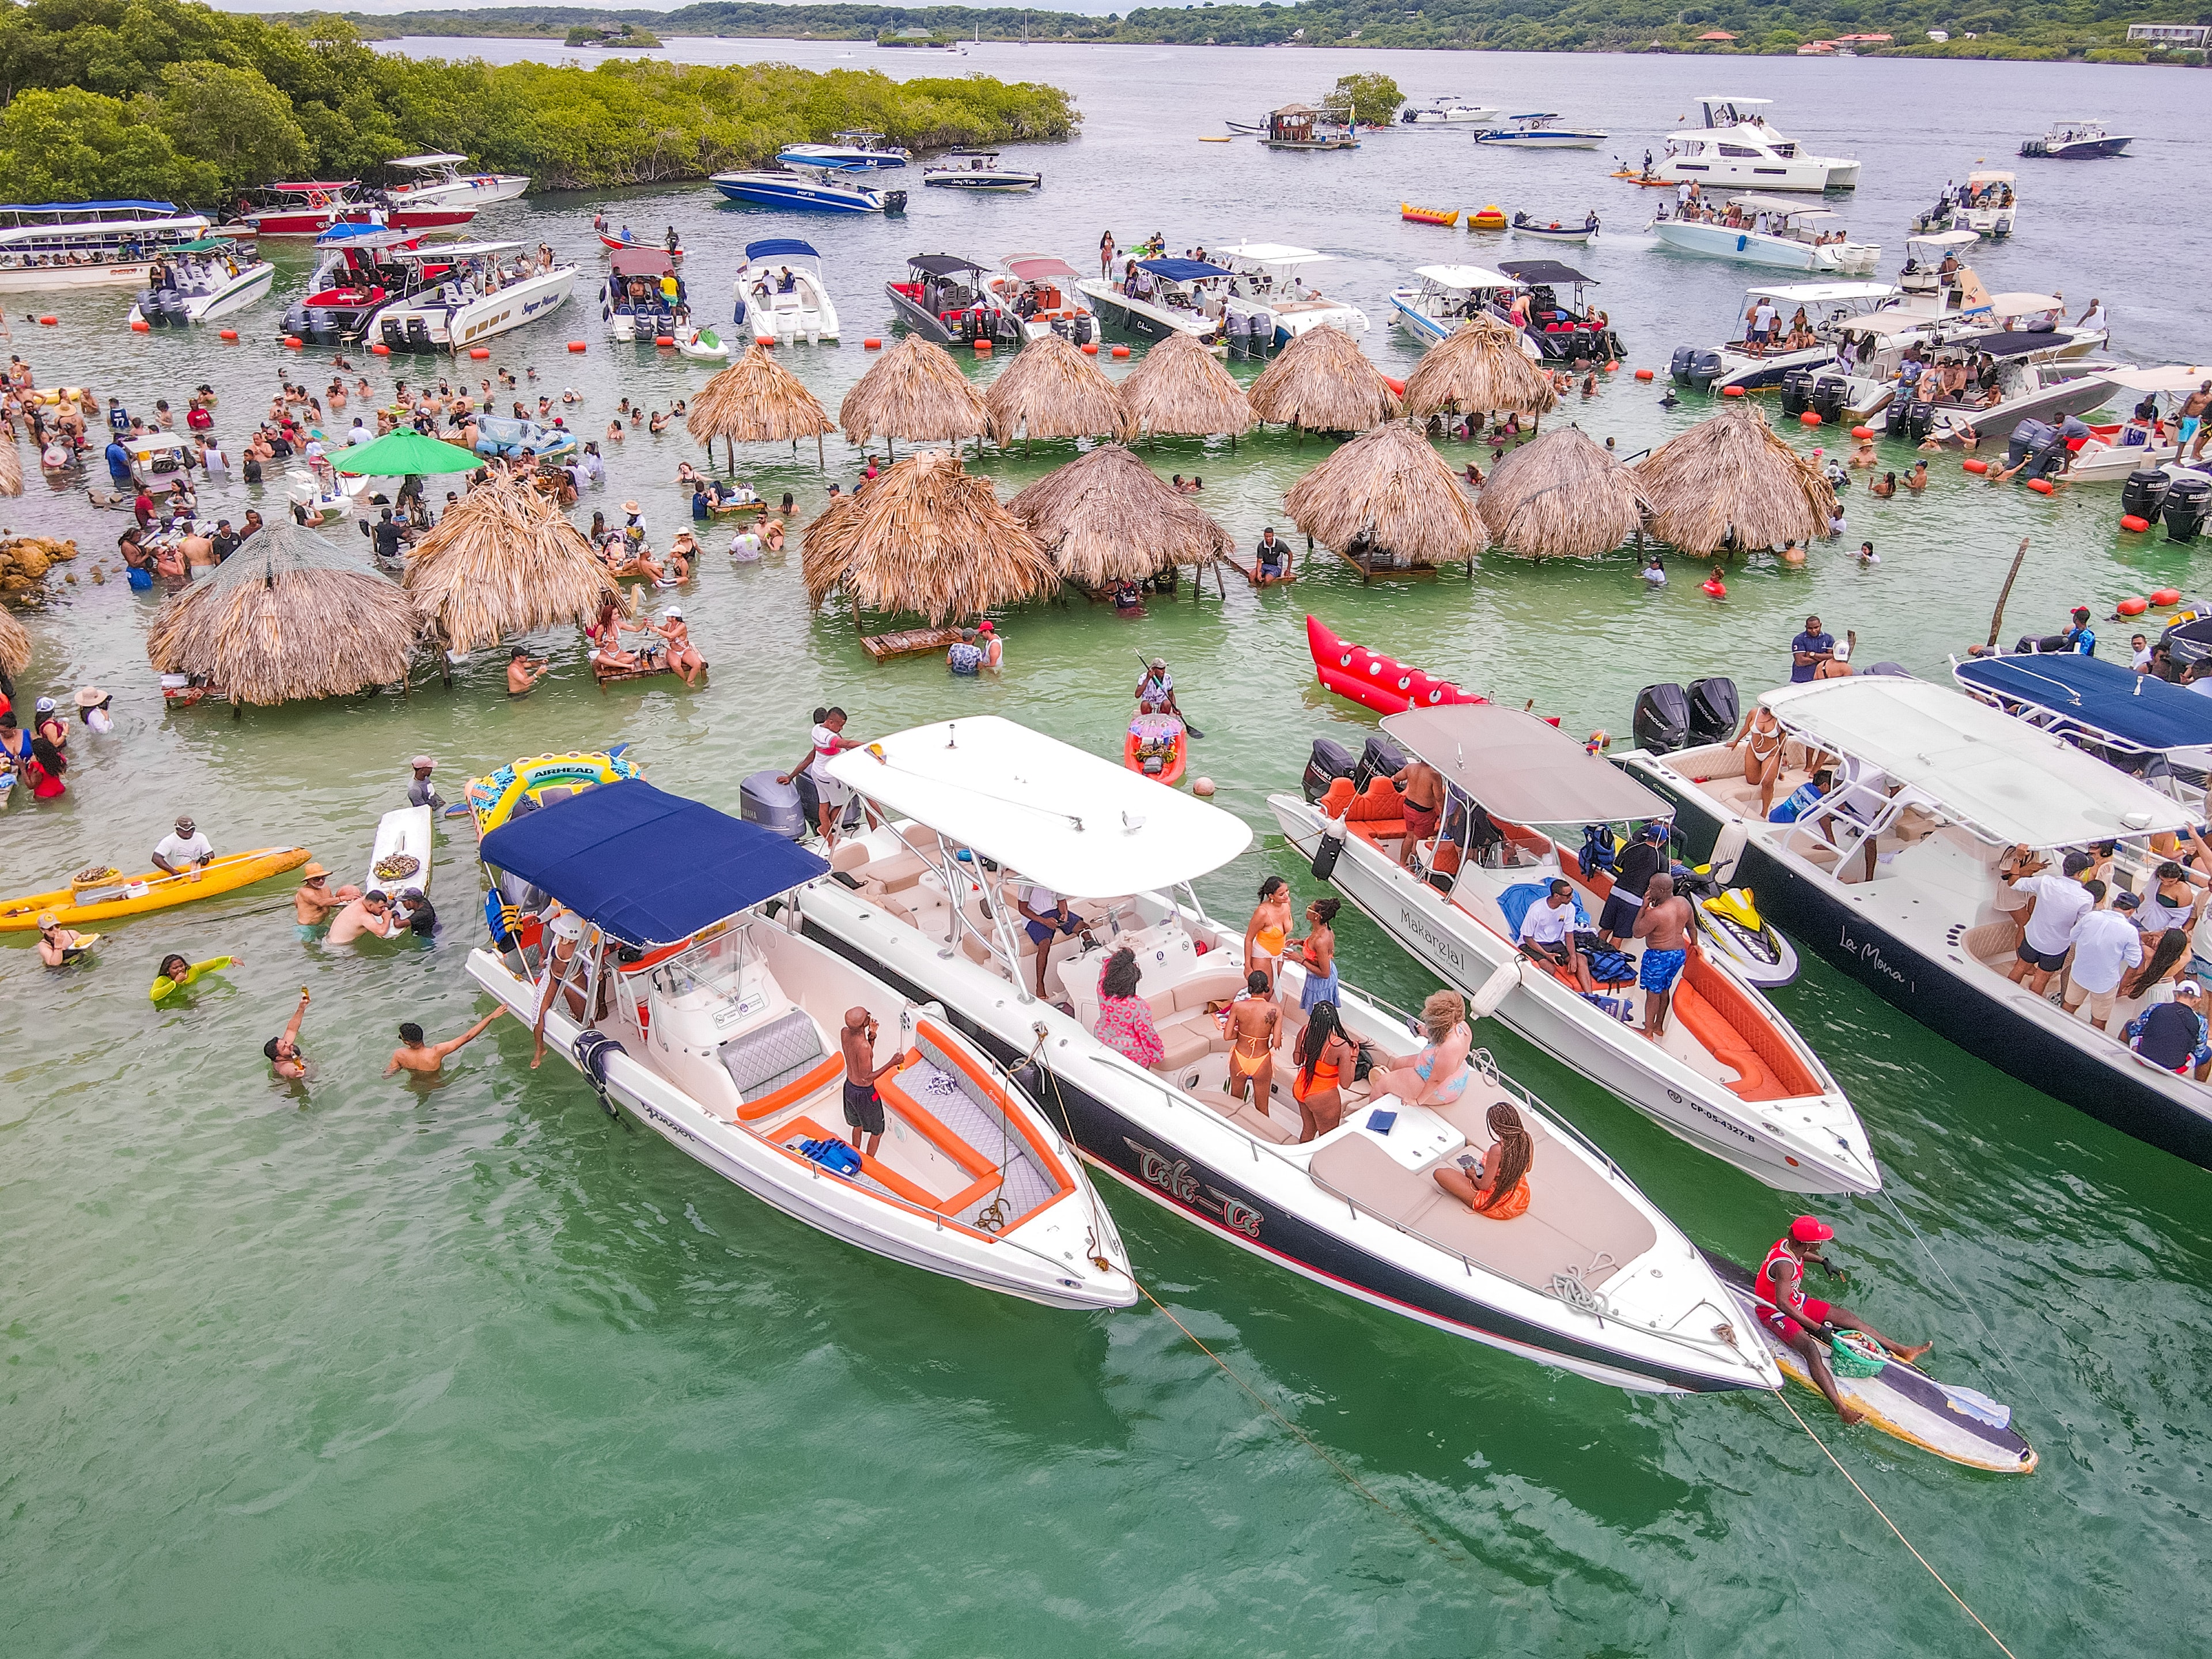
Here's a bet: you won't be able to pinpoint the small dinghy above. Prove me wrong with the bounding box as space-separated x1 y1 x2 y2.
366 805 433 898
1511 210 1600 244
1124 710 1187 786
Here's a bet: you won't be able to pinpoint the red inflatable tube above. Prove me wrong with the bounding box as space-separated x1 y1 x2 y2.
1306 613 1484 717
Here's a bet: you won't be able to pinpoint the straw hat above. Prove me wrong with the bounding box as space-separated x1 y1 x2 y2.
301 862 328 880
622 500 641 514
74 687 109 707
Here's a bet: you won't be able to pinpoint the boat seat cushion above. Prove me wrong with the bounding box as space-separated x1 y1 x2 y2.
1153 1009 1225 1072
720 1007 828 1101
862 851 930 892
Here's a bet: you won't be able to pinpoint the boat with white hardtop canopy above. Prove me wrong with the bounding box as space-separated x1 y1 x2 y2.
1652 193 1880 274
1656 96 1861 192
1270 706 1876 1195
1668 280 1900 394
1910 170 2019 238
1475 113 1608 149
2021 119 2131 160
0 199 211 291
1388 264 1528 349
922 150 1041 191
1211 243 1369 343
778 131 910 169
1399 97 1502 126
126 237 275 327
711 163 906 216
467 777 1136 1311
801 717 1780 1395
383 153 532 211
1616 675 2212 1171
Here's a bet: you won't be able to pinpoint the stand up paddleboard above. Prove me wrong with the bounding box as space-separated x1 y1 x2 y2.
1706 1252 2036 1474
366 806 434 897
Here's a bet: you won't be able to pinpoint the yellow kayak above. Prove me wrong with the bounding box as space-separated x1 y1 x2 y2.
0 846 311 930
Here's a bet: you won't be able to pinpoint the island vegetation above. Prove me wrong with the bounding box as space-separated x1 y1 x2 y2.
270 1 2210 64
0 0 1077 207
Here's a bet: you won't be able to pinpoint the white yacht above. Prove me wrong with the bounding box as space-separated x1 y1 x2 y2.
126 237 275 327
1211 243 1370 344
777 131 910 169
467 776 1136 1310
0 199 211 291
1076 255 1229 349
1652 194 1880 274
1387 263 1528 349
374 241 575 353
1666 280 1900 395
1400 97 1502 126
1473 113 1608 149
384 153 532 211
922 150 1041 191
1656 96 1862 193
733 237 839 342
805 717 1781 1395
1270 706 1877 1196
1617 676 2212 1173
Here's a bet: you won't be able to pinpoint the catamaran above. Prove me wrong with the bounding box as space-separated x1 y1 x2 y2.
1655 96 1862 192
467 777 1137 1310
798 717 1782 1395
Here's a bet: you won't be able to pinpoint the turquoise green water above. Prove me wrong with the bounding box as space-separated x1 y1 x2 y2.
6 42 2211 1656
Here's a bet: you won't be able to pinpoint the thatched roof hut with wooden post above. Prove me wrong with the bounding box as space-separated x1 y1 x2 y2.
0 604 29 679
0 434 22 498
985 332 1129 449
1247 323 1401 434
838 335 990 454
1477 427 1649 560
1007 445 1232 596
685 344 835 469
145 517 419 706
402 474 618 654
1402 314 1559 422
1635 401 1836 555
1285 421 1487 580
802 450 1058 651
1116 332 1254 440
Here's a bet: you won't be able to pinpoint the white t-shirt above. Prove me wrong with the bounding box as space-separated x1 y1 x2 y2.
2132 645 2154 672
2016 872 2094 956
155 830 213 866
1518 897 1574 946
1753 304 1779 334
1022 884 1062 915
2068 907 2143 994
2190 678 2212 700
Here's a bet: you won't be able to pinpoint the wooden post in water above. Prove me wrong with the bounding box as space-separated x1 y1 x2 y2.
1986 537 2031 650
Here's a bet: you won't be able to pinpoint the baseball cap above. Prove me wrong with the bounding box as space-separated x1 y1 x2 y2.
35 910 58 928
2113 891 2142 911
35 696 55 714
1789 1215 1835 1244
410 755 434 770
663 606 681 619
2180 982 2204 999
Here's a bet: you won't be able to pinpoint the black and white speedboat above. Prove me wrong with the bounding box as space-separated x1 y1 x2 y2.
2020 120 2133 160
883 253 1020 345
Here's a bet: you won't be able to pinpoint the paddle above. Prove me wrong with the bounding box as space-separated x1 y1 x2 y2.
1132 651 1203 739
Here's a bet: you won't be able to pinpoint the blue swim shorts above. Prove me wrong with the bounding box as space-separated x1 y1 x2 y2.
1639 948 1687 994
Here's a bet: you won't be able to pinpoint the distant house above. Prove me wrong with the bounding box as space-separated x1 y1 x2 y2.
1697 30 1737 41
1797 40 1837 54
1926 28 1950 40
1836 33 1893 43
2127 22 2211 45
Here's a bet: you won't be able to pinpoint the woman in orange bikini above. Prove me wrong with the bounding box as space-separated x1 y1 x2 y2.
1291 999 1359 1142
1431 1100 1535 1219
1244 875 1293 988
1221 968 1281 1108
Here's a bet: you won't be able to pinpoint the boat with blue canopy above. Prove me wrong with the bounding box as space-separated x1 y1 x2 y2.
465 776 1134 1309
1075 256 1233 349
1953 650 2212 789
734 238 839 342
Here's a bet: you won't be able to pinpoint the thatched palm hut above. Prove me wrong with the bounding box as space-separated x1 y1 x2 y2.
402 474 619 653
1402 315 1559 422
985 332 1129 448
1007 445 1232 593
838 335 990 453
1477 427 1649 560
1635 402 1836 555
1247 324 1401 434
685 344 836 468
1284 421 1488 579
1115 332 1254 440
802 449 1058 626
145 517 419 706
0 604 29 678
0 434 21 498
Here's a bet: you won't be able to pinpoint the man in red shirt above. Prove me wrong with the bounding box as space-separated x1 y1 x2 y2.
132 486 154 529
1755 1216 1929 1423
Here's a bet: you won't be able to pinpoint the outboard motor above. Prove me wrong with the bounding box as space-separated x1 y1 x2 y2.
1685 677 1741 745
1810 375 1848 425
1350 734 1407 794
405 316 434 352
1669 344 1697 384
1302 737 1357 803
2165 475 2210 546
739 769 808 839
280 300 308 338
1072 312 1093 346
1778 368 1815 418
881 188 907 214
379 315 406 349
1684 348 1723 390
1632 682 1692 753
2123 467 2172 525
1905 400 1936 443
1883 394 1914 437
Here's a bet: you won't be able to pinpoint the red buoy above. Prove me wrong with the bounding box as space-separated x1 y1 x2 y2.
1603 359 1619 372
469 346 491 359
863 338 881 350
567 340 586 353
130 319 150 332
1634 368 1654 380
1081 343 1099 354
370 342 391 355
218 329 238 342
37 315 56 326
2151 586 2181 604
973 338 993 351
1963 459 1989 474
1850 425 1874 440
1800 411 1821 427
2027 476 2054 494
1722 385 1746 397
1383 375 1406 396
2121 514 2152 532
2118 596 2149 616
1111 344 1131 357
756 336 776 347
283 335 303 348
653 336 674 347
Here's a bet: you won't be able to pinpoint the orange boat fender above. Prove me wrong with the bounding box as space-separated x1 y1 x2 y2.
1963 459 1989 474
1850 425 1874 440
38 315 57 326
1634 368 1654 380
1722 385 1747 397
283 335 303 348
1799 411 1821 427
863 338 882 349
567 340 587 353
2150 586 2181 604
218 329 238 342
1111 344 1130 357
1603 359 1619 372
2116 596 2149 616
468 346 490 358
370 342 391 354
654 335 674 347
974 338 993 351
130 319 150 332
1081 342 1098 354
2027 476 2054 494
1383 375 1406 396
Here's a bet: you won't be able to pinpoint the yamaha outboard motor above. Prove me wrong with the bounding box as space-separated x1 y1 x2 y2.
405 316 434 352
1350 734 1407 794
280 300 308 338
1669 344 1696 384
1302 737 1357 803
1779 369 1815 418
1883 394 1915 437
1633 683 1692 753
739 769 808 840
1906 400 1936 443
1685 677 1741 745
1810 375 1848 426
881 189 907 214
1685 349 1722 391
2123 468 2172 525
2165 475 2210 546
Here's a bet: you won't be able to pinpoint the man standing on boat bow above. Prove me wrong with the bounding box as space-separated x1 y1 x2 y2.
1755 1216 1930 1425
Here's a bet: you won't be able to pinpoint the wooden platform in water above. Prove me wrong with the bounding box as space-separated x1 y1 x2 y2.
860 626 961 662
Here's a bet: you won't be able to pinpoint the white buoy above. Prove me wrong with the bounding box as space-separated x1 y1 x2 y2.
1192 777 1216 797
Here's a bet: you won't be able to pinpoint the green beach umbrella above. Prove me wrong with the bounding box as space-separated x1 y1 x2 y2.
335 429 483 476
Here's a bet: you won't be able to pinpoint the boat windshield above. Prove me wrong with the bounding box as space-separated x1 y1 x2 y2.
646 918 761 1006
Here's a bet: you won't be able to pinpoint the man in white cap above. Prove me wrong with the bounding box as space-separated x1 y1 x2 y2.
407 756 445 813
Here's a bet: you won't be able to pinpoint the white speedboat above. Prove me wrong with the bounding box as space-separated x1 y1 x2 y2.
1495 259 1624 363
922 150 1041 191
1211 243 1370 344
468 777 1135 1310
1909 170 2019 239
0 199 210 292
384 153 531 210
1656 96 1861 192
885 252 1021 346
1653 194 1879 274
126 237 275 326
2059 365 2205 482
285 465 362 525
374 242 575 353
1077 255 1231 350
1400 97 1502 126
1952 651 2212 790
601 246 685 342
1270 706 1877 1195
1510 210 1601 244
984 253 1096 345
733 237 840 342
1617 676 2212 1173
1387 263 1528 349
805 717 1779 1395
2020 120 2132 160
711 165 905 215
1475 113 1607 149
778 130 910 169
1667 280 1900 394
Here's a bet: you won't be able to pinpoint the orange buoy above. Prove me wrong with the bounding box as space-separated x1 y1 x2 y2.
1722 385 1746 397
1603 359 1619 372
370 342 391 355
1634 367 1654 380
469 346 491 359
2121 515 2153 532
2151 586 2181 604
1800 411 1821 427
2117 596 2149 616
283 335 303 348
37 315 56 326
1850 425 1874 440
567 340 586 353
863 338 882 350
2027 476 2054 494
974 338 993 352
756 336 776 347
653 335 674 347
130 319 150 332
1081 342 1098 354
1963 459 1989 474
218 329 238 342
1111 344 1131 358
1383 375 1406 396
